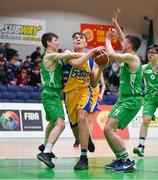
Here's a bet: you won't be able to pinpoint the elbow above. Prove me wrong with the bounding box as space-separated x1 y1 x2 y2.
108 53 115 59
71 61 81 68
72 63 78 68
102 84 106 89
91 81 97 88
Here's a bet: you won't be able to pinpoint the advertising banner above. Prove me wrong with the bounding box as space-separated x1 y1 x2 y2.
0 103 45 138
0 110 21 131
128 106 158 138
21 110 43 131
91 105 129 138
81 23 122 50
0 103 158 138
0 17 46 45
0 103 73 138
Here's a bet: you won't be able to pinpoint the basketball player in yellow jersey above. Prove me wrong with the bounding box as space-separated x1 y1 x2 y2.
73 72 106 147
63 32 106 170
37 32 104 169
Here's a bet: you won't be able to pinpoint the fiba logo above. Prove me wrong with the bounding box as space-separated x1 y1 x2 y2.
24 112 40 120
21 110 43 131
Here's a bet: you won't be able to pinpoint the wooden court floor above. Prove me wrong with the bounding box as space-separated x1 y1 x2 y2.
0 138 158 179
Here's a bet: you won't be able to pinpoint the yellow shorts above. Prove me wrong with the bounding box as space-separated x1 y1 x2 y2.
90 87 100 112
65 87 91 127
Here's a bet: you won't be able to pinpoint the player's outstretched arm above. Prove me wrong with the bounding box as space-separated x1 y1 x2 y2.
64 46 105 67
44 52 83 71
98 72 106 101
90 63 105 88
112 8 126 49
105 31 139 66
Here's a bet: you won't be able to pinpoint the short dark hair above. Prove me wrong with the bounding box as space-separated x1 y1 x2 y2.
34 53 41 59
26 55 31 59
72 32 87 41
36 47 41 50
125 35 142 51
147 43 158 53
0 57 5 62
41 32 59 48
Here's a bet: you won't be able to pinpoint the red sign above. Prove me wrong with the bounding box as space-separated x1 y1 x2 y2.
91 105 129 138
81 23 122 50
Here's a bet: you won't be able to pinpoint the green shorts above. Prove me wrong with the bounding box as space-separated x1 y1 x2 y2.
41 87 65 122
143 94 158 120
109 95 142 130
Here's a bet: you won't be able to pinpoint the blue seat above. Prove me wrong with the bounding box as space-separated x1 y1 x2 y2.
20 85 34 93
12 99 25 103
34 87 43 92
29 92 41 100
0 85 7 92
0 99 10 102
103 93 118 105
7 85 21 92
26 99 40 103
16 92 30 100
2 92 16 100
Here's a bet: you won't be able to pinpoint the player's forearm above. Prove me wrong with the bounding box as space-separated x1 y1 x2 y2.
68 49 95 67
100 83 106 97
45 52 82 61
113 20 126 44
99 73 106 96
106 45 136 64
63 52 84 59
106 37 115 57
105 39 123 62
91 67 104 88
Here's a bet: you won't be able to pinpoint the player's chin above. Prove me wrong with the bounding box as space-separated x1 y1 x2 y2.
75 44 82 48
55 47 59 52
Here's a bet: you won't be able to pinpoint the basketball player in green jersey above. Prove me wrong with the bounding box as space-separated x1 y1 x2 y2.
37 32 105 168
104 23 142 172
133 44 158 157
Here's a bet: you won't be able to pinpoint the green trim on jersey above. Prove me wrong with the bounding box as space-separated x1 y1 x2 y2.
143 63 158 94
119 62 142 96
40 52 63 89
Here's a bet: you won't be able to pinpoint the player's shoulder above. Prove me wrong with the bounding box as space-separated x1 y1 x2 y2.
129 53 140 62
64 49 73 53
62 49 72 65
142 63 148 70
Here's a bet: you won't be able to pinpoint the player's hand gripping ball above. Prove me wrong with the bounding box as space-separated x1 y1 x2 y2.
93 50 110 67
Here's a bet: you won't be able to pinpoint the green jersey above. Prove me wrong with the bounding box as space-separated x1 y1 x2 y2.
119 62 142 96
40 52 63 90
143 63 158 94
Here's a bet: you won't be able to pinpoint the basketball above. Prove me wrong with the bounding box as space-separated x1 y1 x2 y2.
93 51 110 67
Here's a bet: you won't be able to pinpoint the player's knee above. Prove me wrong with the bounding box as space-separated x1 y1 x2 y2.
142 119 150 127
78 116 87 126
142 116 152 127
61 122 65 131
56 119 65 131
104 124 111 135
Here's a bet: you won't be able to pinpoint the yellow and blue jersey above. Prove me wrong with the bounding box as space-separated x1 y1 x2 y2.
63 58 94 126
63 58 94 93
90 84 100 112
